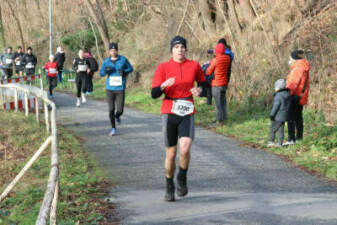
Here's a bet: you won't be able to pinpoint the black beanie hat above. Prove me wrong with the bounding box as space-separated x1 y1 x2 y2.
218 38 227 46
27 46 32 51
170 35 187 51
109 42 118 50
291 50 304 60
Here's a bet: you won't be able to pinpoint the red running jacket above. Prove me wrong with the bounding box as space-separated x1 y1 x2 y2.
152 58 205 115
44 61 59 77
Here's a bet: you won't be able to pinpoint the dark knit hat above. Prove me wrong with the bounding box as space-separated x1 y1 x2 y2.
27 46 32 51
109 42 118 50
170 35 187 51
291 50 304 60
218 38 227 46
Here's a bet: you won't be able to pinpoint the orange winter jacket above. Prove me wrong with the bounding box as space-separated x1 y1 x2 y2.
286 59 310 105
206 43 231 87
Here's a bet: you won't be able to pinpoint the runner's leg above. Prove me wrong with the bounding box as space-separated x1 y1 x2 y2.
162 114 180 201
165 146 177 178
76 74 82 98
48 77 53 96
81 74 87 95
176 115 194 197
107 90 117 128
115 90 125 121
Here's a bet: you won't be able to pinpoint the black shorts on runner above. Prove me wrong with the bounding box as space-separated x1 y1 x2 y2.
15 68 24 74
162 114 195 147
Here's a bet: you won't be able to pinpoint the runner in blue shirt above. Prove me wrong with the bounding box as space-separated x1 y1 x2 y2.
100 42 133 136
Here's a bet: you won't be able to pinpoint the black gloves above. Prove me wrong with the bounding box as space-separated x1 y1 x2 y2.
270 115 275 121
105 67 113 74
105 67 126 76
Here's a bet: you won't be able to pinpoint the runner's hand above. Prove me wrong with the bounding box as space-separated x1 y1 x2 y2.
105 67 113 75
190 87 202 97
161 77 175 90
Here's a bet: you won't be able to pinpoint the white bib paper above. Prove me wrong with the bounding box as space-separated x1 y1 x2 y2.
26 63 34 69
5 59 13 64
78 65 87 72
171 100 194 116
49 68 57 74
109 76 122 86
16 61 21 66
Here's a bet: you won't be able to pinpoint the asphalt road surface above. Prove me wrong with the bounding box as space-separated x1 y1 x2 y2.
54 92 337 225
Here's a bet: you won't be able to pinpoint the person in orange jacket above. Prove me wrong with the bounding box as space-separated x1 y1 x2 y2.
206 41 232 125
285 50 310 145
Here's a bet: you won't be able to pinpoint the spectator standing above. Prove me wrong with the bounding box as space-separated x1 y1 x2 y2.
54 46 66 84
285 50 310 145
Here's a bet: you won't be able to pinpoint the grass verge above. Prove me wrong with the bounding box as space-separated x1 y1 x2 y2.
0 111 118 225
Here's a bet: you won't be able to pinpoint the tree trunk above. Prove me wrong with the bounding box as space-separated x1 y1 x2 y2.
239 0 256 26
0 4 6 48
5 0 25 49
84 0 110 52
198 0 216 34
88 16 103 63
227 0 242 34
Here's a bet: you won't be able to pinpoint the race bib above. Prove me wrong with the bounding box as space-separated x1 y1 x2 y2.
49 68 57 74
78 64 87 72
26 63 34 69
16 61 21 66
171 100 194 116
109 76 122 86
5 59 13 64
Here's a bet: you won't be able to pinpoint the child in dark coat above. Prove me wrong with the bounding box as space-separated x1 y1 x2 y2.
268 79 291 147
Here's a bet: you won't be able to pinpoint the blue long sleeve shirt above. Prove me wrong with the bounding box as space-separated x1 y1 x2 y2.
225 48 234 61
99 55 133 91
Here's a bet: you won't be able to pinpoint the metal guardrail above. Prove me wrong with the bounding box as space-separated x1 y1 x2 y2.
0 82 59 225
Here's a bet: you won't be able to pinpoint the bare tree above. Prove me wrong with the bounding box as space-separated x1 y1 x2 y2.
197 0 216 34
227 0 242 34
84 0 110 52
238 0 256 26
0 4 6 48
88 16 103 63
4 0 25 49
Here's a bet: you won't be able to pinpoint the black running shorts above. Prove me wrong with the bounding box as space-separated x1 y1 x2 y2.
162 114 195 147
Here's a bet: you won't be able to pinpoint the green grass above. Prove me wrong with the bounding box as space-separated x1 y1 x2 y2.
0 111 113 224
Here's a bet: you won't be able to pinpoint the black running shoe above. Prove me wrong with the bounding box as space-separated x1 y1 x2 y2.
164 183 175 202
177 175 188 197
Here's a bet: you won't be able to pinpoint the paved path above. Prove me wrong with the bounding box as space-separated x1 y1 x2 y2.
54 92 337 225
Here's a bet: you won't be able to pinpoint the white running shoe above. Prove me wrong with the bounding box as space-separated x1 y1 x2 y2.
76 98 81 107
284 140 296 146
109 128 116 136
81 93 87 103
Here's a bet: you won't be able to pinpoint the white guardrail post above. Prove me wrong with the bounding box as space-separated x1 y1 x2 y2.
0 83 59 225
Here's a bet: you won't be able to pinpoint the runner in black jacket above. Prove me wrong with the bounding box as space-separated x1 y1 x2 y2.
72 49 90 107
22 47 37 76
14 46 25 76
